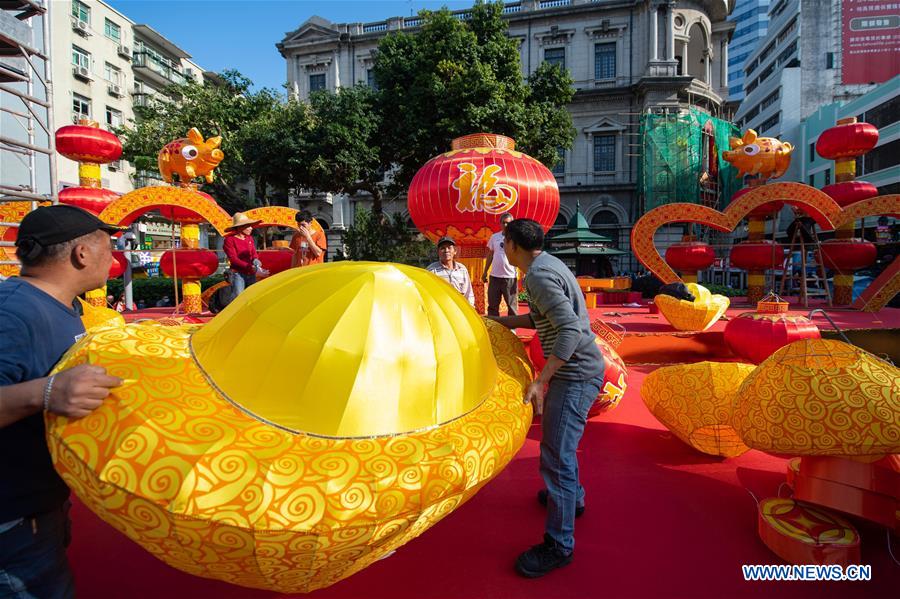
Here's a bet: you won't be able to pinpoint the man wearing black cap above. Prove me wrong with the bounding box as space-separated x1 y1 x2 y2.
0 205 124 597
426 236 475 305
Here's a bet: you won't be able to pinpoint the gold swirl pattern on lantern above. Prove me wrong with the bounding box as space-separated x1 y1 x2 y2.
77 298 126 332
641 361 755 457
654 283 730 331
733 339 900 459
46 279 532 593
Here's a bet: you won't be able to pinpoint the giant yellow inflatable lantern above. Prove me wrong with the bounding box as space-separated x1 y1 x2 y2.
46 262 533 593
733 338 900 460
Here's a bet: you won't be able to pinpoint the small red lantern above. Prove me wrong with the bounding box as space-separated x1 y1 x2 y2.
258 249 293 276
820 239 877 271
159 249 219 279
665 239 715 283
59 187 120 215
108 251 128 279
56 122 123 164
816 122 879 161
821 181 878 207
730 240 785 271
528 333 628 416
724 298 820 364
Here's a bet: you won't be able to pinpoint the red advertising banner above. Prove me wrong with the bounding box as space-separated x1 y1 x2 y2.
842 0 900 84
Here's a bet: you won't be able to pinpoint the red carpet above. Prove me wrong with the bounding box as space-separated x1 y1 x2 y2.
66 367 898 598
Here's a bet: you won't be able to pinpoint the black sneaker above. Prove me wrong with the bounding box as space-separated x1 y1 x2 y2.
537 489 585 518
515 534 573 578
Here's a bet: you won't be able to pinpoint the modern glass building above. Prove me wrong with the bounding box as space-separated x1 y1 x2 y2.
727 0 769 102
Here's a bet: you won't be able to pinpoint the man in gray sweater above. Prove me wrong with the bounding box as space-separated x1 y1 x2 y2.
488 218 604 578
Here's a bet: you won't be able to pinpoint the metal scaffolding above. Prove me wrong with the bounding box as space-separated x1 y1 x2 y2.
0 0 55 266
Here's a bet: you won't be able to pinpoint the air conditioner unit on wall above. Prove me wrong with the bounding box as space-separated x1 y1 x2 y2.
72 18 90 35
108 84 124 97
118 46 131 59
73 66 91 80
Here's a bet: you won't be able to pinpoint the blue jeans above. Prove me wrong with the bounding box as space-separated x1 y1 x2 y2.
230 271 256 301
541 374 603 554
0 503 74 598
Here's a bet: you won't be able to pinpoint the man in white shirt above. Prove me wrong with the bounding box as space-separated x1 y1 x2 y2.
482 212 518 316
427 236 475 306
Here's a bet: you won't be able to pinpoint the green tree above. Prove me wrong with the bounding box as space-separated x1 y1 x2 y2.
373 0 575 194
299 86 387 213
116 70 281 212
342 209 433 265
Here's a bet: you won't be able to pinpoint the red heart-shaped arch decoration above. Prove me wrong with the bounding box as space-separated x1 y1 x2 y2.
631 182 899 312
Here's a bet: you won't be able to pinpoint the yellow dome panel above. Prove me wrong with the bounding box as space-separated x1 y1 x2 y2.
191 262 497 438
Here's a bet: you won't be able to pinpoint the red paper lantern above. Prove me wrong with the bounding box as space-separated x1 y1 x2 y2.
407 133 559 245
258 249 293 276
820 239 877 271
724 301 820 364
108 251 128 279
730 240 785 270
816 122 879 160
59 187 120 215
55 123 123 164
528 333 628 416
665 241 715 272
159 249 218 279
821 181 878 207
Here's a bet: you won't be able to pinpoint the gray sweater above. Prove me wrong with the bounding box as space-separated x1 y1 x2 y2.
525 252 605 381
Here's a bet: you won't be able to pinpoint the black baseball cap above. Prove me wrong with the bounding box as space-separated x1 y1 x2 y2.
16 205 123 249
436 236 457 248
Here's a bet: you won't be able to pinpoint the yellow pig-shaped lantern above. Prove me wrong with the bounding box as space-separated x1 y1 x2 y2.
722 129 793 181
157 127 224 185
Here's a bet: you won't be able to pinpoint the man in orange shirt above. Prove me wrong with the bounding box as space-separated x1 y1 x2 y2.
290 210 327 268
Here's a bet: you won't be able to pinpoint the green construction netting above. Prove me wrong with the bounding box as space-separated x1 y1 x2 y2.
639 109 742 212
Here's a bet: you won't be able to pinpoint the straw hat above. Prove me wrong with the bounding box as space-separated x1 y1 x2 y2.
225 211 262 231
46 262 533 593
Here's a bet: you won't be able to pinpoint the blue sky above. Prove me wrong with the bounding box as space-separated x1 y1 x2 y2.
107 1 474 92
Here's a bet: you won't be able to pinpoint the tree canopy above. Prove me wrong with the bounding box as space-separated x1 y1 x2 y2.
374 1 576 194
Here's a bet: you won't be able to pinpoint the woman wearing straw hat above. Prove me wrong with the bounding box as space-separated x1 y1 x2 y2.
223 212 267 300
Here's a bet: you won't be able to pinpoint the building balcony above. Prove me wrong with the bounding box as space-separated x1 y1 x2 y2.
132 51 187 88
556 171 635 188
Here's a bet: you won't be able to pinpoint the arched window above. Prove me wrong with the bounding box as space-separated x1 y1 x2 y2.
686 23 708 83
590 210 619 247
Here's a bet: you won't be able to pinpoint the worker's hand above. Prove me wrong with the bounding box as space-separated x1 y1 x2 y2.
299 224 314 242
482 273 488 283
47 364 123 419
523 380 545 414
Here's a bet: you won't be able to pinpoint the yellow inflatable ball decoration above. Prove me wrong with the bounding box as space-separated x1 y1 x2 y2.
641 361 755 457
733 338 900 460
46 262 533 593
77 297 125 331
655 283 730 331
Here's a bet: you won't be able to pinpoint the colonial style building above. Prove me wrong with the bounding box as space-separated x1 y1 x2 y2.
278 1 736 270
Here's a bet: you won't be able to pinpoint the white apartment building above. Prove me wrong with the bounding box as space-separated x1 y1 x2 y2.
278 0 736 271
726 0 768 103
55 0 209 193
734 0 879 141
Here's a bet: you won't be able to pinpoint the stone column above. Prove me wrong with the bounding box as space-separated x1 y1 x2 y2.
649 5 658 61
666 4 675 61
720 39 728 88
704 49 711 84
